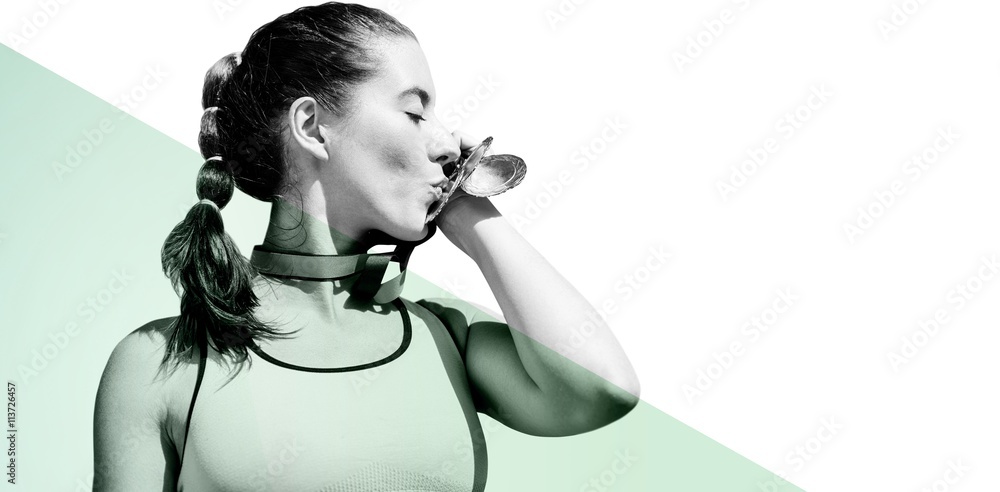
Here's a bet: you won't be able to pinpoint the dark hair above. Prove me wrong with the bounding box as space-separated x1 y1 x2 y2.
160 2 416 368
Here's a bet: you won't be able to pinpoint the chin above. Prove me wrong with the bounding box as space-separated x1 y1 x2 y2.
384 217 429 243
403 223 430 242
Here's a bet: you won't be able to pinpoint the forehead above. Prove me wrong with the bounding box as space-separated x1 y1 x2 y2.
364 36 435 105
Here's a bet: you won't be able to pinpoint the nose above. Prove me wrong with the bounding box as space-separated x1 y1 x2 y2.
427 121 460 168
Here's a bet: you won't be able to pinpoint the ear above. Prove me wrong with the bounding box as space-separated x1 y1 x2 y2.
287 96 331 162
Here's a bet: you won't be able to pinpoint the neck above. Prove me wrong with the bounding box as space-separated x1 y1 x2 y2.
254 198 374 323
261 197 369 256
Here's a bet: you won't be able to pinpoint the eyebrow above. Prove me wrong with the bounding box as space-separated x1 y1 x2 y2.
398 86 431 107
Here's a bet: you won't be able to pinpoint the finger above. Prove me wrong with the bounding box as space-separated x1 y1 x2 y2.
451 130 485 153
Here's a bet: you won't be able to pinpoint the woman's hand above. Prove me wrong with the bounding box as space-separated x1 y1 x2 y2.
437 130 483 209
434 130 503 256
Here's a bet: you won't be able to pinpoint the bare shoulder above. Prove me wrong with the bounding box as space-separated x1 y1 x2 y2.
411 296 504 323
403 297 475 355
95 317 200 440
100 317 194 388
407 296 504 355
94 318 202 489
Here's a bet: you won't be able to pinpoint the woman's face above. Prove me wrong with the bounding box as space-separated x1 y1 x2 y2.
316 35 460 243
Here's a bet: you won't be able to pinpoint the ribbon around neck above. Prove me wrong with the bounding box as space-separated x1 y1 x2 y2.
248 222 437 304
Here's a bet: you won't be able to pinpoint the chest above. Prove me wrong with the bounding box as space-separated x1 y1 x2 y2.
173 307 486 492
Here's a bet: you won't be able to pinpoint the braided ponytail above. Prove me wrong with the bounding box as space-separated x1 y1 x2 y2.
159 53 287 368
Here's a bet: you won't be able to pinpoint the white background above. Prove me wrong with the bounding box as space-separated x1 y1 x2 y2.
4 0 999 490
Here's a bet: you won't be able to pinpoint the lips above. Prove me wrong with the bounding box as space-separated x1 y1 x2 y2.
425 183 448 211
425 175 454 220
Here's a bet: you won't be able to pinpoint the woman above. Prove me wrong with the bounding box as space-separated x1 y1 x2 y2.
92 3 640 491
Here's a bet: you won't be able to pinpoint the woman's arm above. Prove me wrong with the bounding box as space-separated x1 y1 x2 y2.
93 324 179 492
432 189 641 437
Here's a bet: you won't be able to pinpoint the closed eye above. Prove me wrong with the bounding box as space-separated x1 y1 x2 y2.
406 112 426 124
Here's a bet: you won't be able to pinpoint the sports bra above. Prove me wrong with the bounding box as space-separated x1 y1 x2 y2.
175 298 487 491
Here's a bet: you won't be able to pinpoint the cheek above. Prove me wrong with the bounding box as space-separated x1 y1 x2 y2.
379 143 427 189
348 118 426 205
361 119 414 174
382 145 411 174
364 149 426 221
349 136 406 189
